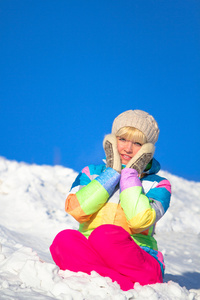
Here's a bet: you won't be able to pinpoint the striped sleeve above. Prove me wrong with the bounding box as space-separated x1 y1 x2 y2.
65 167 120 223
146 178 171 222
119 168 156 234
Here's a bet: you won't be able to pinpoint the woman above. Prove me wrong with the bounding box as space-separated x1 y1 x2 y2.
50 109 171 291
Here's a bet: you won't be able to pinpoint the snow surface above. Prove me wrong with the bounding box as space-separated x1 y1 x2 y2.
0 156 200 300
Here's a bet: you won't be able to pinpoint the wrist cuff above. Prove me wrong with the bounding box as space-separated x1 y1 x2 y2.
95 167 120 195
120 168 142 192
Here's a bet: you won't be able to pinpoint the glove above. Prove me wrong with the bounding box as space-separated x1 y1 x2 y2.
125 143 155 174
103 134 121 173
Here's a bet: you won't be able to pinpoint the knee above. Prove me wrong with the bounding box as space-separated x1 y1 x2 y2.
51 229 71 245
91 224 129 239
50 230 68 255
50 229 83 252
89 225 130 248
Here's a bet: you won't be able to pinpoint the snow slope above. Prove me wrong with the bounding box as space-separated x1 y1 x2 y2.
0 157 200 299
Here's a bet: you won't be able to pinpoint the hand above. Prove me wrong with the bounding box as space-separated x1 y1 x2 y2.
103 134 121 173
125 143 155 174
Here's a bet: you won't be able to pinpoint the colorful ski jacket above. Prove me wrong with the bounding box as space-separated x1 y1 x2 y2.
65 158 171 252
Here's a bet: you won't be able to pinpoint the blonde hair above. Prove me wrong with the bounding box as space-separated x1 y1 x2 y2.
116 126 147 145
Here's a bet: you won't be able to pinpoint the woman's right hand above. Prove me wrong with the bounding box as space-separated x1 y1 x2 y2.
103 134 121 173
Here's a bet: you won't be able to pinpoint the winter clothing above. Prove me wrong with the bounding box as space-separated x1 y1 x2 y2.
51 158 171 289
112 110 159 144
50 224 163 291
103 134 121 173
65 158 170 245
50 109 171 290
103 134 155 174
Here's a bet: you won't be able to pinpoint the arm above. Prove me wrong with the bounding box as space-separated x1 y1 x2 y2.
120 168 171 234
119 143 157 233
65 166 120 223
120 168 156 234
146 178 171 222
66 134 122 223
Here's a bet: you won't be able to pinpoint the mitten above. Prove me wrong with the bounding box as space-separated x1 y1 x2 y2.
125 143 155 174
103 134 121 173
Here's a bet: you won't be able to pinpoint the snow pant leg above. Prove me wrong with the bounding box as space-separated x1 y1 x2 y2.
50 229 104 272
88 224 163 287
50 229 134 290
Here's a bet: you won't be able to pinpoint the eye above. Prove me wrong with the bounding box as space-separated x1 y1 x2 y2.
119 137 126 142
134 142 142 146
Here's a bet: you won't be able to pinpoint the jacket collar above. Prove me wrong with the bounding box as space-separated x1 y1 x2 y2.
143 158 161 175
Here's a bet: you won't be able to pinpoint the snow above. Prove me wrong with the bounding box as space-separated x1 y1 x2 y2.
0 156 200 300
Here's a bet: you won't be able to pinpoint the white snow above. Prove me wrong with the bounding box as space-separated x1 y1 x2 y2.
0 156 200 299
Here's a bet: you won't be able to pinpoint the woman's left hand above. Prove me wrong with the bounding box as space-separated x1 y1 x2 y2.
125 143 155 174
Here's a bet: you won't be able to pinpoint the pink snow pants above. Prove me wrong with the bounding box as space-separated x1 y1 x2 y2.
50 225 163 291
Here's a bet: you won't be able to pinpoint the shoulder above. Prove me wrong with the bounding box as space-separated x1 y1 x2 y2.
142 172 171 193
71 163 106 190
81 163 106 178
143 158 171 187
142 172 171 212
70 164 106 192
142 165 171 198
142 173 170 184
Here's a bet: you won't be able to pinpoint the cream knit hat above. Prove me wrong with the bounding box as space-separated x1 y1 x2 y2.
111 110 160 144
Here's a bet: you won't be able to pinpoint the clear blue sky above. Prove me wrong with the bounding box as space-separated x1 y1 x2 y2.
0 0 200 181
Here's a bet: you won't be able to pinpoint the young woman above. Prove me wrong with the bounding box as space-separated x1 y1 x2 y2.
50 109 171 291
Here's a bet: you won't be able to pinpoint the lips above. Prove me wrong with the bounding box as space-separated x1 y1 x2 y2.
121 154 132 161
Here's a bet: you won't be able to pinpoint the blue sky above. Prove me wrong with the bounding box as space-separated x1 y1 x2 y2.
0 0 200 181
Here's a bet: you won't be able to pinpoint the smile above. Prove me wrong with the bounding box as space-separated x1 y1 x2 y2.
121 154 132 160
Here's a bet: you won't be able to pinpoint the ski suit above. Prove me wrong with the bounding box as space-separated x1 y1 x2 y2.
50 158 171 290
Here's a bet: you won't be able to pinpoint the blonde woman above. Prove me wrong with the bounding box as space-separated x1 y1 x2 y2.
50 110 171 291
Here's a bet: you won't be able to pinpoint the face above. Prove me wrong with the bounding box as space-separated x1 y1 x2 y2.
117 137 142 165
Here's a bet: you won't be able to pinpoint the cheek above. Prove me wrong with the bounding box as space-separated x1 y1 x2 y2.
117 141 123 153
133 146 141 156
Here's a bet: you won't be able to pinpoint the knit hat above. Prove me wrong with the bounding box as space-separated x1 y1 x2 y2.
111 110 160 144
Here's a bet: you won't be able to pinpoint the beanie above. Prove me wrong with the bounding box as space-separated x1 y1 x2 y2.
111 110 160 144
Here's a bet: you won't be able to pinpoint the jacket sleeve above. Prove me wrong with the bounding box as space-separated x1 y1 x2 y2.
120 168 171 234
65 167 120 223
146 177 171 223
120 168 156 234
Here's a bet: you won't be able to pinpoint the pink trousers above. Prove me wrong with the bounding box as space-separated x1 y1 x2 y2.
50 224 162 291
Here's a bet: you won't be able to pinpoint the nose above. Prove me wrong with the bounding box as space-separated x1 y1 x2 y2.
124 141 133 153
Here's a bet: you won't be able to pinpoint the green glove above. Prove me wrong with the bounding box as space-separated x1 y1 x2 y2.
125 143 155 174
103 134 121 173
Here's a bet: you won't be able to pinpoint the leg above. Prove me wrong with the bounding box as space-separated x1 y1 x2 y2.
89 225 163 287
50 229 105 272
50 229 134 290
